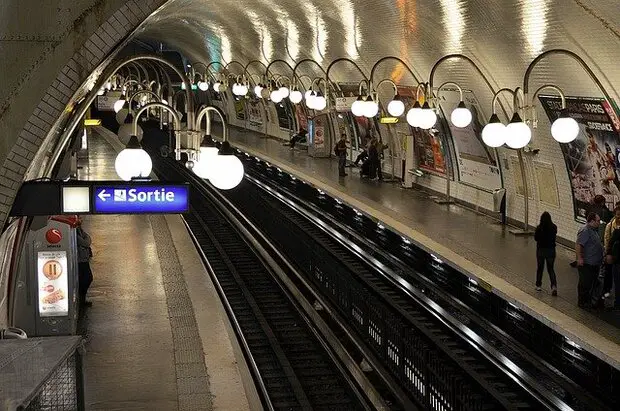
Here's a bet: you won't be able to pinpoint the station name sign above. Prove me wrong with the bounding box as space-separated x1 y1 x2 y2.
10 180 190 217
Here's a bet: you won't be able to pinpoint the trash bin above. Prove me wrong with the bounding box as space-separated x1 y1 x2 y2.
493 188 507 224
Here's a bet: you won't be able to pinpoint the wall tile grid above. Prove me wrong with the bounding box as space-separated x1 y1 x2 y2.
0 0 166 224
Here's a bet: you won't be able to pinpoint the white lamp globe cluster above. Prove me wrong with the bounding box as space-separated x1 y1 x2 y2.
208 142 245 190
232 82 249 96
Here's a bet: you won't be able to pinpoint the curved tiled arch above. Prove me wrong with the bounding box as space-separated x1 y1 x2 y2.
0 0 167 225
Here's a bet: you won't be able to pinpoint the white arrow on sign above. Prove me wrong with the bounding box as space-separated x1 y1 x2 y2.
98 189 111 202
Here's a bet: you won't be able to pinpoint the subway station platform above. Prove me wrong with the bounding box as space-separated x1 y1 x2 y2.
222 125 620 370
78 128 255 410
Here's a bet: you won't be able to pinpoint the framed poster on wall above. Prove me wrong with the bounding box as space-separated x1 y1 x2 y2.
436 88 502 190
539 95 620 221
533 161 560 207
510 156 534 199
234 98 246 120
398 86 449 176
247 100 262 125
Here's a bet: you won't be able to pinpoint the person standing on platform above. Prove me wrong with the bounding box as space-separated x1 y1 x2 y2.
570 195 612 267
603 206 620 298
605 226 620 311
335 134 348 177
76 218 94 307
534 212 558 296
576 212 604 308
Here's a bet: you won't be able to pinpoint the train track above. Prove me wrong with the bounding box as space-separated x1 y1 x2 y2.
154 158 373 410
237 155 613 411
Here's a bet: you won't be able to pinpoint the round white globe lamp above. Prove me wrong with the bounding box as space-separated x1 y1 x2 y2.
351 97 366 117
198 81 209 91
363 97 379 118
279 86 290 98
115 135 152 181
314 94 327 111
192 135 220 180
289 89 303 104
418 102 437 130
481 114 506 147
505 113 531 149
451 101 473 128
387 98 405 117
209 142 245 190
551 109 579 143
271 89 283 103
254 85 263 97
406 101 423 127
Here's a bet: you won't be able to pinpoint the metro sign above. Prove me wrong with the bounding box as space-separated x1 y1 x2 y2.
93 185 189 214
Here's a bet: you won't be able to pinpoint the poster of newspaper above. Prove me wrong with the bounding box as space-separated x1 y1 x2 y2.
538 95 620 222
436 88 502 190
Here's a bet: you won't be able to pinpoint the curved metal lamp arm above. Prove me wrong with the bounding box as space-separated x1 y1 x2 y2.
491 88 517 115
325 57 368 83
224 60 247 74
310 77 328 94
523 49 614 105
428 53 509 118
192 61 208 80
292 58 328 82
133 102 181 136
373 79 398 99
265 59 296 80
529 84 566 128
435 81 464 104
369 56 420 90
195 105 228 141
295 74 313 90
357 79 370 96
206 61 225 75
128 90 160 115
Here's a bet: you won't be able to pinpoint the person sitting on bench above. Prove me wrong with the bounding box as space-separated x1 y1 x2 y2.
285 128 308 148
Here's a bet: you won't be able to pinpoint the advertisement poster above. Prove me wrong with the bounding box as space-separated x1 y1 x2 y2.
436 88 502 190
294 105 308 132
247 100 263 125
37 251 69 317
335 82 378 147
96 91 123 111
274 101 292 130
539 95 620 221
313 117 325 148
398 86 448 175
234 98 246 120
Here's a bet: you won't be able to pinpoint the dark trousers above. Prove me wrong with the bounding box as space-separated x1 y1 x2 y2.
78 261 93 302
603 264 613 293
536 251 557 288
577 264 599 307
290 135 305 148
338 154 346 176
613 264 620 307
369 157 382 180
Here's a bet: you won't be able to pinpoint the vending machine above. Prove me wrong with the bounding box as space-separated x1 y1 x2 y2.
10 216 80 336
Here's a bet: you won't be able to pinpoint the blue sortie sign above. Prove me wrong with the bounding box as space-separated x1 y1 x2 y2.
93 185 189 214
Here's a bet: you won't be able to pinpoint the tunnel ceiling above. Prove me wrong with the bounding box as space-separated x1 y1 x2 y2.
132 0 620 114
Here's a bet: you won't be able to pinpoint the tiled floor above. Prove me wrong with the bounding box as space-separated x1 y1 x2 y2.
222 125 620 352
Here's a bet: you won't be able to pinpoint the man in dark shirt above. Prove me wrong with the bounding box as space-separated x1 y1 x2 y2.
576 212 604 307
335 134 348 177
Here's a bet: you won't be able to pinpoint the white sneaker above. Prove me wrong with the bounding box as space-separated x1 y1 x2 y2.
604 292 611 298
536 286 542 291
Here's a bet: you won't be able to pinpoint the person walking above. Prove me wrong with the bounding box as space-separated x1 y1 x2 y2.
334 134 348 177
534 212 558 296
576 212 604 308
76 218 93 307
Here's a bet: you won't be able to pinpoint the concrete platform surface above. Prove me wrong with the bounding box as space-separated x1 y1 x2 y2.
78 128 255 410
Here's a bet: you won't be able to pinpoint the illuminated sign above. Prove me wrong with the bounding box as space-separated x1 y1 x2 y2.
37 251 69 317
84 119 102 126
93 184 190 214
380 117 399 124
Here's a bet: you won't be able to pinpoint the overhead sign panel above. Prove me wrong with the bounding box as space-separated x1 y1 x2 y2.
93 184 189 214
